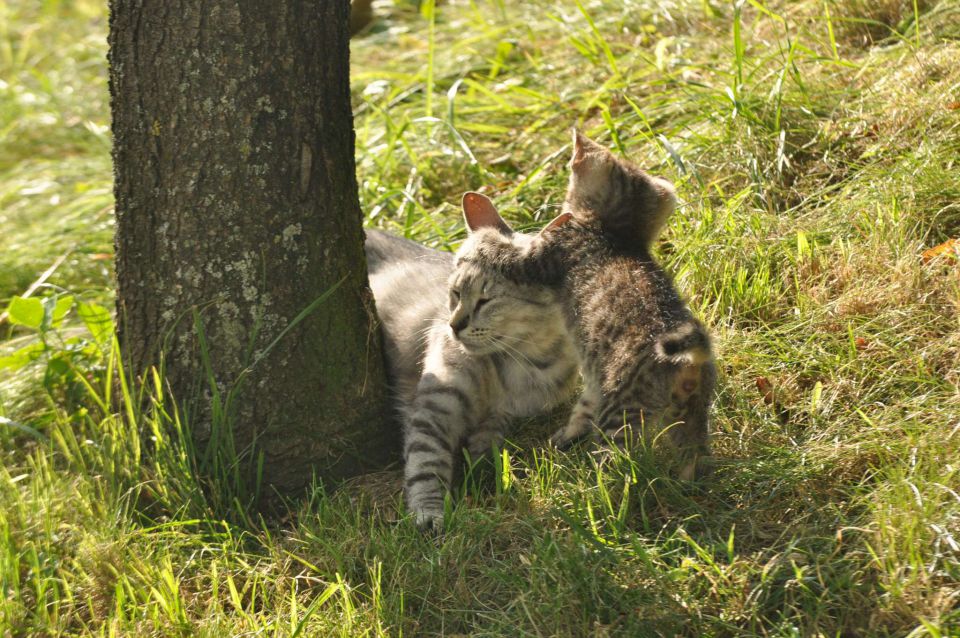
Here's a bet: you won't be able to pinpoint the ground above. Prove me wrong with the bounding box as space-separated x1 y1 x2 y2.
1 0 959 635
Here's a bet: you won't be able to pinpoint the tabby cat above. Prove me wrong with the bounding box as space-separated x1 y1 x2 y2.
365 227 578 530
456 131 715 479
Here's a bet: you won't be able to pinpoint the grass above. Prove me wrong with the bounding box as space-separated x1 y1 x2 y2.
2 0 960 635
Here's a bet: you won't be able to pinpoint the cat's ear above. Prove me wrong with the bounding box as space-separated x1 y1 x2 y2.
541 212 573 235
571 128 590 168
462 192 512 235
570 128 608 173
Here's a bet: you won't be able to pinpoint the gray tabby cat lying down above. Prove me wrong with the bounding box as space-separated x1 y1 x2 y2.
365 228 578 530
456 131 715 481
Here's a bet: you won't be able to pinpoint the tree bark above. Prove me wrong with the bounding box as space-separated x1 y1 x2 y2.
108 0 394 497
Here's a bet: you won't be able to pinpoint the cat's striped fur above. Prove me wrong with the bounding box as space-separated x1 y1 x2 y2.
366 229 577 530
456 132 715 479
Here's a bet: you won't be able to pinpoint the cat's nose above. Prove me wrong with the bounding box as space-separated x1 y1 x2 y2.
450 316 469 335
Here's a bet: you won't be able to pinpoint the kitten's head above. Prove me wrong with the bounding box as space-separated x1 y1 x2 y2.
449 193 561 355
563 129 676 249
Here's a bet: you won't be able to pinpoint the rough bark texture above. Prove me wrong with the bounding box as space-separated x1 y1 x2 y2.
108 0 395 496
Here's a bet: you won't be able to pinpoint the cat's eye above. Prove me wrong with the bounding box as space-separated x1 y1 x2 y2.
451 289 460 301
475 298 490 311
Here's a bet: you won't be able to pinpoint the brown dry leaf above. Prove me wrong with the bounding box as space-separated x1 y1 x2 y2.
90 253 113 261
755 376 791 425
855 337 869 350
921 238 959 263
947 101 960 110
755 377 775 405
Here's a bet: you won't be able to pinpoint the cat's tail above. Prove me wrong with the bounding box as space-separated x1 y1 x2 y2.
654 320 712 366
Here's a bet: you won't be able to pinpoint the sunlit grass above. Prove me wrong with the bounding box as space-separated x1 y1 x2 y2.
1 0 959 635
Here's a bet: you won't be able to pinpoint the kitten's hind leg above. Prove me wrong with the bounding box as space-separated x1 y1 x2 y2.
550 381 600 448
595 402 663 450
665 361 715 481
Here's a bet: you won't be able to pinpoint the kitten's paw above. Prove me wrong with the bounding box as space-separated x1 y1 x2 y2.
678 453 714 482
549 426 583 449
550 427 579 450
678 459 697 482
549 416 593 449
414 507 445 533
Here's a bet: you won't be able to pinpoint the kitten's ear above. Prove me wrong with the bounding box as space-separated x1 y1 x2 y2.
540 212 573 235
570 128 607 172
462 192 512 235
571 128 589 168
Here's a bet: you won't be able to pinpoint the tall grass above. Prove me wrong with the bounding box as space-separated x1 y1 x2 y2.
2 0 959 635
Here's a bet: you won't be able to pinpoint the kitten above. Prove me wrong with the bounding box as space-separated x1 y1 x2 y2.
456 131 715 480
365 228 578 530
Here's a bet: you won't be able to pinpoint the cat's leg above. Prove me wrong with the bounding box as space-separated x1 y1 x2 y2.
549 377 600 448
664 361 715 480
664 399 711 481
465 417 506 458
403 408 456 530
590 357 677 451
403 375 473 530
594 400 664 449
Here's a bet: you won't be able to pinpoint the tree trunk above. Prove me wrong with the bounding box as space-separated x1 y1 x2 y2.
108 0 394 498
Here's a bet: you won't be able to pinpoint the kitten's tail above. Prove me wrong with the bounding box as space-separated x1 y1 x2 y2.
654 320 712 366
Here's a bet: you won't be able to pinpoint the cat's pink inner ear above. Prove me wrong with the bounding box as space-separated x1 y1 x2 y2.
541 212 573 235
462 192 512 235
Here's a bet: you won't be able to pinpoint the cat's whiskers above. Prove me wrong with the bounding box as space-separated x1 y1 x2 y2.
494 332 555 362
414 320 447 347
496 332 545 352
489 334 539 376
489 337 528 372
